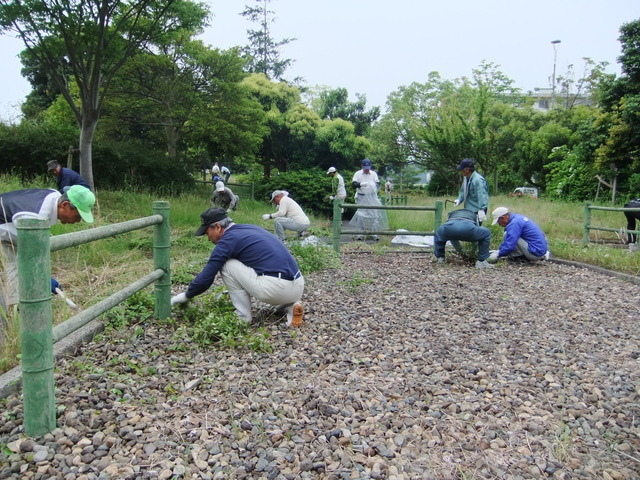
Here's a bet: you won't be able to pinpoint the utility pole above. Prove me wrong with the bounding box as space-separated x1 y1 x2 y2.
551 40 561 106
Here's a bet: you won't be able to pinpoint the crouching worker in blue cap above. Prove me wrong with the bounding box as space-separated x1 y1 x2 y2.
170 208 305 327
434 208 494 269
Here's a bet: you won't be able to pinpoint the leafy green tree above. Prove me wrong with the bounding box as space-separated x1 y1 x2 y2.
101 37 266 167
594 18 640 197
243 74 371 178
240 0 295 81
545 145 598 201
314 118 370 172
371 63 523 193
243 73 316 176
311 87 380 137
0 0 208 188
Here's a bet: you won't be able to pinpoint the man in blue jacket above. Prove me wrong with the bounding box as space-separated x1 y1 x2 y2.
170 208 305 327
47 160 91 193
489 207 550 262
454 158 489 224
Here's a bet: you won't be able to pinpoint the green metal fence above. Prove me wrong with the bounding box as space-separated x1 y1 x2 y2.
381 195 408 206
16 201 171 436
583 202 640 244
331 199 443 254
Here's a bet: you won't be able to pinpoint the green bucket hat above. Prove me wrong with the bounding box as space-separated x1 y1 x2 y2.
67 185 95 223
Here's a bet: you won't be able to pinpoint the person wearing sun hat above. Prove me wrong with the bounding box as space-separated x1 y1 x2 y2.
326 167 347 202
488 206 550 263
262 190 310 242
211 181 239 212
0 185 96 310
170 207 305 327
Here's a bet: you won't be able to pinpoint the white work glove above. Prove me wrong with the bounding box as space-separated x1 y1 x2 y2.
453 199 461 206
261 213 271 221
171 292 188 306
226 208 232 213
477 210 486 222
359 182 369 188
488 250 499 263
329 195 334 201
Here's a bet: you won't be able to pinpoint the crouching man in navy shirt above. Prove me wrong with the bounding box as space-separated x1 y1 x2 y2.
170 208 304 327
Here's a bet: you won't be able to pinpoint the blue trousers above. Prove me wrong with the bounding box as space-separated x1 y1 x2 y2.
434 219 491 261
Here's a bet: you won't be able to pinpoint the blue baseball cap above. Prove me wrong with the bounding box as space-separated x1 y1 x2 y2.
457 158 474 171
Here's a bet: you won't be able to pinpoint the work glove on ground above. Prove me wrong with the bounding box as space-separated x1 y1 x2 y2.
51 278 61 294
477 210 487 223
171 292 188 306
488 250 500 263
261 213 271 221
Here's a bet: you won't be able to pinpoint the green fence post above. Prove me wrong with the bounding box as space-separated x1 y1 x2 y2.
583 202 591 244
153 201 171 320
16 217 56 436
434 200 443 230
332 198 343 254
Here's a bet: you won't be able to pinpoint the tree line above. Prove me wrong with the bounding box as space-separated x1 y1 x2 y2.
0 1 638 207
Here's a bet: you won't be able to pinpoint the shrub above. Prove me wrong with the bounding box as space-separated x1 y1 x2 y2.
253 168 336 217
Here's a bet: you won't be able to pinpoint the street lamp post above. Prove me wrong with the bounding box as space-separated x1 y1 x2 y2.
551 40 561 104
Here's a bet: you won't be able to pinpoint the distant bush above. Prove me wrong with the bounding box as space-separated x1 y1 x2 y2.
0 119 195 194
253 168 335 217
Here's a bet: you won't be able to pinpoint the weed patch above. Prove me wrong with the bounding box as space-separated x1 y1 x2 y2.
287 242 341 274
172 286 272 353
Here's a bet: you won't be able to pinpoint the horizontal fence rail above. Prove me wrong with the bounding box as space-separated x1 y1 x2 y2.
194 180 254 200
15 201 170 436
583 203 640 244
332 199 443 253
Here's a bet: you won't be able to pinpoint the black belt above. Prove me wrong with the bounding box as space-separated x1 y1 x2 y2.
260 271 301 281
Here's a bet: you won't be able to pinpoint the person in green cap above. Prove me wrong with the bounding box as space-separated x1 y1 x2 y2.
0 185 95 310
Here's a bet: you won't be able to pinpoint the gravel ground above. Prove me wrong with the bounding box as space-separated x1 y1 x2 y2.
1 252 639 480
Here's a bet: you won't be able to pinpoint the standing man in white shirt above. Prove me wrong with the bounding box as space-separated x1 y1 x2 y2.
262 190 311 242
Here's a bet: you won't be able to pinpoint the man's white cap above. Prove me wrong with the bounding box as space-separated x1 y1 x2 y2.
215 181 225 192
491 207 509 225
270 190 289 202
327 167 336 174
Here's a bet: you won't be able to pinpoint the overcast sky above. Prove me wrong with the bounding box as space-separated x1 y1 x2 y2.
0 0 637 122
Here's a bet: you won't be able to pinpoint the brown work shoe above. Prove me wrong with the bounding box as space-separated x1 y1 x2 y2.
286 302 304 327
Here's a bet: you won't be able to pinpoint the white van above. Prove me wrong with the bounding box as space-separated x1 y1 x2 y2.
510 187 539 198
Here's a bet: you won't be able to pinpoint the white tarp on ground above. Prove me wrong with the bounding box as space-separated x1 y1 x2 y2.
298 235 329 247
391 229 434 247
